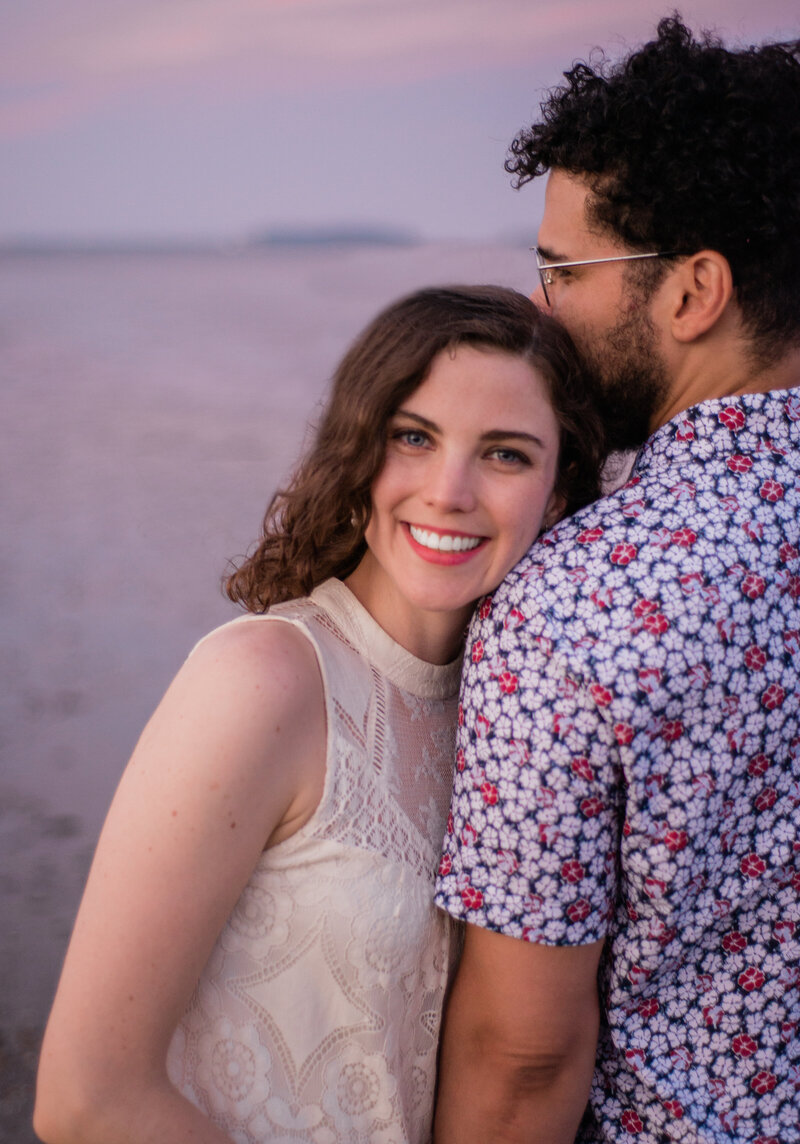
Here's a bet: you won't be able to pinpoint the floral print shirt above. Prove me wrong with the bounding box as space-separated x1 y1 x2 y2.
435 389 800 1143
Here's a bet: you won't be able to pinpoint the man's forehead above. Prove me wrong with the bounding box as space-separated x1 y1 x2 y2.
538 170 620 258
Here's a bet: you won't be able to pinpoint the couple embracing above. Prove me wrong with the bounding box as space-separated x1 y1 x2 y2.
36 17 800 1144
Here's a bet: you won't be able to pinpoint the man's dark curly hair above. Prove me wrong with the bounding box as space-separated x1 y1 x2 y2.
507 14 800 356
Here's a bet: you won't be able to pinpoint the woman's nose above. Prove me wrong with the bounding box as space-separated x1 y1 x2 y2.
423 455 478 513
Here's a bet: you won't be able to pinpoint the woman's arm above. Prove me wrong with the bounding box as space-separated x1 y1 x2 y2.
34 619 326 1144
434 925 603 1144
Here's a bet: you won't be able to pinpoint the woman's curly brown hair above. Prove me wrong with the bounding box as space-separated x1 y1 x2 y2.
225 285 606 611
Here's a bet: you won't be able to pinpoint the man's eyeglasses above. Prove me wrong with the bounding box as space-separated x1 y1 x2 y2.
531 247 678 306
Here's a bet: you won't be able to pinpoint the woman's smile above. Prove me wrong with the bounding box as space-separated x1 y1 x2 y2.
406 523 486 561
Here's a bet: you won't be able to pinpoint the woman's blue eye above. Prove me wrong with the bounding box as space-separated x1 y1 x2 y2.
395 428 428 447
491 447 530 465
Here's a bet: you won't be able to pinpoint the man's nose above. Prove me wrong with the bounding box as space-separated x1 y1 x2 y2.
530 283 550 310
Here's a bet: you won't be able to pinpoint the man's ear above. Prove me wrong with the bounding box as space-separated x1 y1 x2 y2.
668 250 734 343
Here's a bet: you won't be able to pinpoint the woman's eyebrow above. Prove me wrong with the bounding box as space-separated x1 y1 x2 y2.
482 429 546 450
393 410 438 430
395 411 546 451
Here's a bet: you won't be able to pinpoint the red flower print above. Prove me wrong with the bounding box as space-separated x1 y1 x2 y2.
670 479 696 499
727 453 753 472
614 722 634 745
707 1078 726 1098
674 418 695 440
457 703 464 727
719 406 746 431
786 392 800 420
610 542 638 565
590 683 613 707
643 613 669 635
577 526 604 543
438 854 452 876
496 849 519 875
744 645 767 671
633 598 659 617
759 478 784 502
664 829 689 852
672 528 697 547
480 782 498 806
580 796 605 817
571 756 594 781
461 822 478 846
567 898 591 922
779 541 799 563
621 498 645 517
703 1004 724 1027
661 720 684 742
732 1033 758 1057
538 823 560 846
754 1138 780 1144
508 740 530 767
753 787 777 812
774 920 795 943
471 640 484 663
692 772 715 796
460 886 483 910
638 998 659 1019
504 607 525 630
761 683 785 709
498 671 518 695
738 966 766 992
719 1112 739 1134
477 595 492 619
475 713 491 738
720 494 740 512
625 1048 645 1071
629 965 651 985
781 1020 798 1042
688 662 711 688
446 810 454 835
741 572 766 599
712 899 732 919
716 617 736 641
637 667 663 692
742 519 764 540
748 754 769 777
662 1100 684 1119
456 748 466 772
740 853 766 878
670 1046 693 1069
620 1110 643 1134
644 878 667 899
722 931 747 953
560 860 585 884
750 1071 777 1095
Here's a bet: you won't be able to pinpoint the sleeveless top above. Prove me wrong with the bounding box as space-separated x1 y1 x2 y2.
166 578 463 1144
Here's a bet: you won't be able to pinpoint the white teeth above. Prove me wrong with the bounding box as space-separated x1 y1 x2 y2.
409 525 482 552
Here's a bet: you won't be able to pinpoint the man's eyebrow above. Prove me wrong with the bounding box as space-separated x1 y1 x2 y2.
536 243 568 263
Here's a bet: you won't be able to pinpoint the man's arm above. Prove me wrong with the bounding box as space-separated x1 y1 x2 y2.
434 924 603 1144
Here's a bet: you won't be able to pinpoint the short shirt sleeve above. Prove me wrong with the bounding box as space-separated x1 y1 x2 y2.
434 588 623 945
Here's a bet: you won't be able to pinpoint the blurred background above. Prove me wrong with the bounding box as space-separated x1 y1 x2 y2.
2 2 798 1139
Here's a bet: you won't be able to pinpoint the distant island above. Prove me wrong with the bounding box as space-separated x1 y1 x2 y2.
0 225 420 256
248 225 418 247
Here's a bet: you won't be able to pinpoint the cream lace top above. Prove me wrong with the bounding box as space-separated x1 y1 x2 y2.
166 579 463 1144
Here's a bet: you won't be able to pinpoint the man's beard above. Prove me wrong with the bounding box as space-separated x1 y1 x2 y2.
580 300 671 453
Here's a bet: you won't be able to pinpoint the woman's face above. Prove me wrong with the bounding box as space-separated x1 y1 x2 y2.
347 343 561 660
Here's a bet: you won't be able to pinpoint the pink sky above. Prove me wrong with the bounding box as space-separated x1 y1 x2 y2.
2 0 798 241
